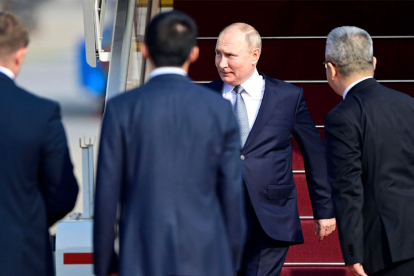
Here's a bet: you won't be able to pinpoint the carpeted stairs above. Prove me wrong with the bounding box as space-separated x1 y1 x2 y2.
175 1 414 274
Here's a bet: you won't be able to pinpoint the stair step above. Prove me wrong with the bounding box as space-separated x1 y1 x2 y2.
281 266 351 276
292 82 414 167
300 83 414 125
175 0 414 37
285 219 343 263
292 129 325 171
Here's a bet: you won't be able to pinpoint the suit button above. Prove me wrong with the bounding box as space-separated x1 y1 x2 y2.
240 155 245 160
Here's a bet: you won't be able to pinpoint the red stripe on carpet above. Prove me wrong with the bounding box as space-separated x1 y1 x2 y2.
63 253 94 265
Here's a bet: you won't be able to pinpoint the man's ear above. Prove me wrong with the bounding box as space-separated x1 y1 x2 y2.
328 62 337 80
373 56 377 71
252 48 261 65
188 46 199 64
141 44 150 60
15 47 27 68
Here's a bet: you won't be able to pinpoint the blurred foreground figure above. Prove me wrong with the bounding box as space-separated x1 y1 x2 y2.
324 26 414 276
93 11 246 276
0 12 78 276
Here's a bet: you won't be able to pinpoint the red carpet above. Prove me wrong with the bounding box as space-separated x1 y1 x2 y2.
294 174 313 216
281 266 351 276
285 220 343 263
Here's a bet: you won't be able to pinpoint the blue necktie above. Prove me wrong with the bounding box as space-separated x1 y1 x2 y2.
233 85 250 147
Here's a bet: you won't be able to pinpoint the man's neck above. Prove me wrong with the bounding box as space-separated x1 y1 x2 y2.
149 66 187 79
338 73 374 96
150 59 190 74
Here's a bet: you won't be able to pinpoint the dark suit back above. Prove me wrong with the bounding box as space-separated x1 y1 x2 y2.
206 73 334 244
0 73 78 276
325 78 414 274
93 74 246 276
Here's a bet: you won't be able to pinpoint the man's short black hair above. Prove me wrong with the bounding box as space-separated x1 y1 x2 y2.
145 11 198 67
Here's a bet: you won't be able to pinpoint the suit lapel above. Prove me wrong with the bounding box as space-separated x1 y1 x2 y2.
206 74 282 152
243 73 282 152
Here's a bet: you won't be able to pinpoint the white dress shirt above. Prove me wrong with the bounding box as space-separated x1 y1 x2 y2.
343 76 373 99
0 66 15 80
222 69 265 130
149 67 187 79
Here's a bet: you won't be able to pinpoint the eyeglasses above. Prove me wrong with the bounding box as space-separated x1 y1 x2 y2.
323 61 336 69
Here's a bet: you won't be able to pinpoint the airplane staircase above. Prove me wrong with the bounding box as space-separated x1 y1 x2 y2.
175 0 414 275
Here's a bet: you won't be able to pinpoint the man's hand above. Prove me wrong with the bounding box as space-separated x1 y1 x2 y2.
347 263 368 276
314 218 336 241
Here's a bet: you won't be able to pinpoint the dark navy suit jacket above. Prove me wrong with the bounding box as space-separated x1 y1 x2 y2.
93 74 246 276
206 73 334 243
326 78 414 274
0 73 79 276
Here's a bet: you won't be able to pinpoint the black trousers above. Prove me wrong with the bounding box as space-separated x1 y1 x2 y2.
238 207 291 276
371 258 414 276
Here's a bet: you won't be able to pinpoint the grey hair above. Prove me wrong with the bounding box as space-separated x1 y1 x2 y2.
325 26 373 76
220 23 262 51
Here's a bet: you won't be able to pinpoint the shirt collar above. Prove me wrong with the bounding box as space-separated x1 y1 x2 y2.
223 69 263 97
149 67 187 79
343 76 373 99
0 66 15 80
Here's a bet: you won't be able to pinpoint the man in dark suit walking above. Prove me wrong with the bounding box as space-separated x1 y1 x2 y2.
206 23 336 276
325 26 414 276
0 12 79 276
93 11 246 276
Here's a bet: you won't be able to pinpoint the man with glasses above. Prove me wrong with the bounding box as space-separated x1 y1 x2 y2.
207 23 336 276
325 26 414 276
